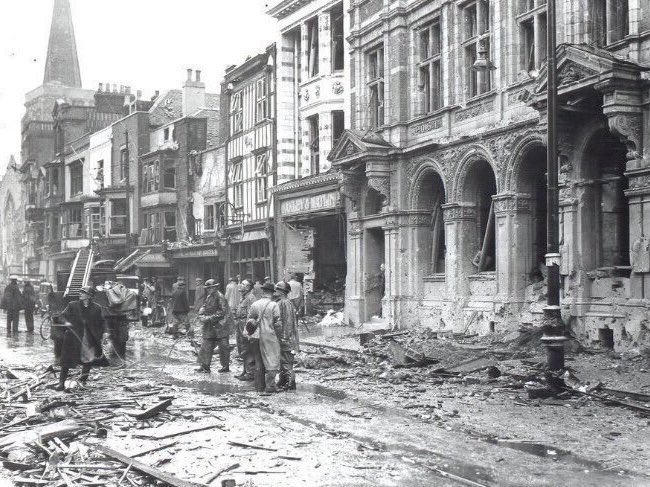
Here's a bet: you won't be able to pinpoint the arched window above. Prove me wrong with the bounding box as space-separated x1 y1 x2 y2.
463 160 496 272
414 171 446 274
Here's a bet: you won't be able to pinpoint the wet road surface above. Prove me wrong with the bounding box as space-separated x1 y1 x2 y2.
1 326 647 486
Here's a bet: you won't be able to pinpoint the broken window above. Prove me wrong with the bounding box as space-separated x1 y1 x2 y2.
163 159 176 189
256 77 268 123
591 0 629 46
414 171 446 275
418 19 442 114
204 204 215 230
88 206 104 238
367 46 385 128
307 17 319 77
69 161 83 195
255 152 269 203
142 159 160 193
64 207 83 238
463 0 491 98
331 3 345 71
308 115 320 175
110 199 127 235
119 147 128 182
164 211 177 242
332 110 345 148
517 0 547 74
230 159 244 208
230 91 243 134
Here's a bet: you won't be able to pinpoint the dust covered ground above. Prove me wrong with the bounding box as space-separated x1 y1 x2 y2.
0 320 648 486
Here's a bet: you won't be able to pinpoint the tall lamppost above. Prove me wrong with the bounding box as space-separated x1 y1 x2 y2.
541 0 566 370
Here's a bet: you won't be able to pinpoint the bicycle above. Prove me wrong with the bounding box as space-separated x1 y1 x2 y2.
40 310 52 340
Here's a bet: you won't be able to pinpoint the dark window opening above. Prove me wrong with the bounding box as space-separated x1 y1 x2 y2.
331 3 345 71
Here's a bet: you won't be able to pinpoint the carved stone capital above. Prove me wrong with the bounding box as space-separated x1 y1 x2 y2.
607 113 643 161
625 166 650 197
442 202 477 222
367 175 390 207
492 193 532 214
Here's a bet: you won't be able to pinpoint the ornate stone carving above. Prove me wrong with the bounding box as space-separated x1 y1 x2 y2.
411 116 442 136
338 169 365 211
303 90 310 102
557 61 597 87
493 195 532 214
367 175 390 207
455 99 494 122
607 113 642 161
315 85 320 98
408 212 433 226
332 81 344 95
442 203 477 222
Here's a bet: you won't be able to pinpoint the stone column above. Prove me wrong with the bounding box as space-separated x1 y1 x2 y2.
300 23 310 82
382 215 400 326
442 202 478 298
493 193 533 303
405 211 435 298
625 167 650 299
345 212 364 326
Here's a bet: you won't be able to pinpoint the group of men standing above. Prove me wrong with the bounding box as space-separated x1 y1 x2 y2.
1 275 37 335
195 275 303 394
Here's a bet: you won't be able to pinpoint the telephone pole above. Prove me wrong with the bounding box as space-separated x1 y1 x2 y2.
125 131 131 255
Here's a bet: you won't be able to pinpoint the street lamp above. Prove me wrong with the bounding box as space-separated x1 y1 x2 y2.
541 0 566 370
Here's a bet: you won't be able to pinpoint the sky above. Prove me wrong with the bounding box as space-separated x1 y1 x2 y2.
0 0 278 177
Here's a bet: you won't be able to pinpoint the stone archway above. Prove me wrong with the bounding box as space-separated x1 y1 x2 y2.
411 168 446 276
578 128 629 271
459 158 497 273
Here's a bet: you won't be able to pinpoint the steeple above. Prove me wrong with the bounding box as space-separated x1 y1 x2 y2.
43 0 82 87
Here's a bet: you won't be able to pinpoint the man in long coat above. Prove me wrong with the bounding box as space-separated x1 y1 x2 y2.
56 286 109 391
274 281 300 390
1 276 24 335
225 276 241 311
22 280 37 333
245 282 282 393
196 280 232 373
234 280 257 381
170 277 190 336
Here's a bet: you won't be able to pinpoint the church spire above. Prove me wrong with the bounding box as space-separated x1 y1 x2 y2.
43 0 82 87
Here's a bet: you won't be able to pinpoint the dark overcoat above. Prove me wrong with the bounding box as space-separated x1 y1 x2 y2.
59 300 107 368
1 282 24 312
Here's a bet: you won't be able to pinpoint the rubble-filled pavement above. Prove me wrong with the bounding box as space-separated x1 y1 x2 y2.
1 321 649 486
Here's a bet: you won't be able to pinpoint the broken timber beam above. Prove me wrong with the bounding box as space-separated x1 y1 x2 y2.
86 444 204 487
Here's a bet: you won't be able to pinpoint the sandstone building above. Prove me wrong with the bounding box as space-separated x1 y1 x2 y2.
328 0 650 349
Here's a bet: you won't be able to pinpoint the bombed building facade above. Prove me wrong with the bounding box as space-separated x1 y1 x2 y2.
328 0 650 348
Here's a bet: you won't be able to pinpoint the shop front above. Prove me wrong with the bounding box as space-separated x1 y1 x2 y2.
169 243 224 304
272 173 346 313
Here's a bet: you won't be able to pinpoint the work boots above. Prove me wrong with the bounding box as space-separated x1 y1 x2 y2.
263 370 279 394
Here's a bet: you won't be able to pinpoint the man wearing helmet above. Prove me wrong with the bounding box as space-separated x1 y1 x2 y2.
274 280 300 390
234 279 257 381
196 279 233 373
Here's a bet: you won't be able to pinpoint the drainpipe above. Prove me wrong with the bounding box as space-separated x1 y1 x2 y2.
542 0 566 370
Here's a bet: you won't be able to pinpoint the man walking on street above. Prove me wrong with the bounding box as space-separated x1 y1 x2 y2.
170 277 190 337
196 280 232 373
234 279 257 381
56 286 110 391
245 282 282 394
1 276 24 335
225 276 241 311
274 281 300 390
22 279 37 333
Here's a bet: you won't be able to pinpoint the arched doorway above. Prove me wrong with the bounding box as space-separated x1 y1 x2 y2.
463 160 497 272
413 170 446 275
581 130 629 270
515 145 547 278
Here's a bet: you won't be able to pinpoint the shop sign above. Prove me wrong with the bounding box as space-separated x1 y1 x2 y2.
174 247 219 259
280 191 339 216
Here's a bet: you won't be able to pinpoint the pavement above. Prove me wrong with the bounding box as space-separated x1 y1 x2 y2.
0 319 648 486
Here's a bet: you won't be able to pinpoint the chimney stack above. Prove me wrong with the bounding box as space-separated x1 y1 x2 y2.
98 82 103 92
137 90 142 100
182 67 206 116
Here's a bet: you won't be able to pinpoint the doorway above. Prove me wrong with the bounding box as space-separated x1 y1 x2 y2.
364 227 385 321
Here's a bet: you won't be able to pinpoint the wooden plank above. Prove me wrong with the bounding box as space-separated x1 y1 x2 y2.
132 423 223 440
227 440 277 452
124 399 173 420
87 444 204 487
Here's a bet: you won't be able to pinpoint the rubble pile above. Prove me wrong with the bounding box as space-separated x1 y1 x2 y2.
0 364 239 486
298 326 650 420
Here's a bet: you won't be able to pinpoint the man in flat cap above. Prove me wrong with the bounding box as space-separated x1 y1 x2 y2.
56 286 109 391
1 275 24 336
196 279 233 373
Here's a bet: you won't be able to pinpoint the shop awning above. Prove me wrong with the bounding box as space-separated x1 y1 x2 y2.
114 249 151 273
134 251 173 269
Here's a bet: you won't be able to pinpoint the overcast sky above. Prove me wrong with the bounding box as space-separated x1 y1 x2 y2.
0 0 277 177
